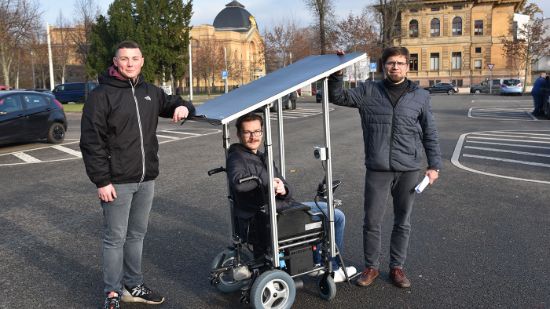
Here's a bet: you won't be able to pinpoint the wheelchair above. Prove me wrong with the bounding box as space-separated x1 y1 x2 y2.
208 166 349 308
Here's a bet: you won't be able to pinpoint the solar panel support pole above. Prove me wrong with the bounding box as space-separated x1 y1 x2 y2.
276 98 286 178
264 106 279 267
322 77 336 269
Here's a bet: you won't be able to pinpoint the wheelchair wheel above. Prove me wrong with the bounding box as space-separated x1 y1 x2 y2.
211 249 251 293
318 273 336 300
250 270 295 309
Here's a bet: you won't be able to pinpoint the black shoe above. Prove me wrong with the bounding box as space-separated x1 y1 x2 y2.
122 284 165 304
103 292 120 309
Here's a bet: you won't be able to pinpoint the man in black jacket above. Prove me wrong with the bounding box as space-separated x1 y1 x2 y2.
80 40 195 309
328 47 441 288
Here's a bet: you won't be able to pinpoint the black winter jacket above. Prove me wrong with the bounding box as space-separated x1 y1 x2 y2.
226 143 292 219
328 74 442 172
80 68 195 187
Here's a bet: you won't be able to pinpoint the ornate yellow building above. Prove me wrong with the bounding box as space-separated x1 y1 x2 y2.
396 0 526 87
190 1 265 91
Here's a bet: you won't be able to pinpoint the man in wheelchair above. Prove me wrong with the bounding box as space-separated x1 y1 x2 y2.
226 112 356 282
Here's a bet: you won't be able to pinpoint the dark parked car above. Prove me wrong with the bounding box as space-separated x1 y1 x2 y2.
0 90 67 145
52 82 98 103
470 80 501 94
424 83 458 94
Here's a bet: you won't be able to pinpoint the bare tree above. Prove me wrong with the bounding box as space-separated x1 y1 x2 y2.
304 0 334 54
371 0 413 48
192 36 224 95
53 11 72 84
264 19 299 72
0 0 41 87
336 8 380 58
501 3 550 91
72 0 101 80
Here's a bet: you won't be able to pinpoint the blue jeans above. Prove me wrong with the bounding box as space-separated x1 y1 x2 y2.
100 181 155 294
301 202 345 269
363 170 420 269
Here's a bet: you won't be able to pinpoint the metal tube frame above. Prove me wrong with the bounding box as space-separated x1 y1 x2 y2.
322 77 336 269
263 106 280 267
221 124 236 238
276 98 286 178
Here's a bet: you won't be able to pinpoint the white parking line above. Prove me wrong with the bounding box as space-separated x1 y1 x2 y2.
160 130 201 136
462 154 550 168
467 140 550 150
467 136 550 144
464 146 550 158
12 152 41 163
469 133 550 140
51 145 83 158
451 131 550 184
155 134 180 140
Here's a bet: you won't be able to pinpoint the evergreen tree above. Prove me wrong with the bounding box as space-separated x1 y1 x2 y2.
86 0 192 85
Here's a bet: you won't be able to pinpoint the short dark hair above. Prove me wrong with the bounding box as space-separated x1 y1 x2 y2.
381 46 410 65
236 113 263 134
115 40 141 56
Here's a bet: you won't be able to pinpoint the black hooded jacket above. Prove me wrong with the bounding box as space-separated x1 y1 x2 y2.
226 143 292 219
80 68 195 187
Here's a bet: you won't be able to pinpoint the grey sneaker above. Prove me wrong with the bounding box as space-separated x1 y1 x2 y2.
122 284 165 304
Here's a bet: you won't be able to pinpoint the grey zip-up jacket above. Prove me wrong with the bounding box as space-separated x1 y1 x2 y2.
328 74 442 172
80 67 195 188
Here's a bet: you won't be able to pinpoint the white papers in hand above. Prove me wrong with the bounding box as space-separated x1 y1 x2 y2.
415 176 430 193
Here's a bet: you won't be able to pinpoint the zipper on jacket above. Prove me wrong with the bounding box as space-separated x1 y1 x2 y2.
131 81 146 183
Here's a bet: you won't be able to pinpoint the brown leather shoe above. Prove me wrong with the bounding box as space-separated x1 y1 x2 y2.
390 268 411 288
356 267 379 287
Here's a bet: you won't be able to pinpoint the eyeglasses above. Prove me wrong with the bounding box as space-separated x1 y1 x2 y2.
242 130 263 138
385 61 408 67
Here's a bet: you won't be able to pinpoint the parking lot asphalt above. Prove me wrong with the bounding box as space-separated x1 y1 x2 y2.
1 96 549 308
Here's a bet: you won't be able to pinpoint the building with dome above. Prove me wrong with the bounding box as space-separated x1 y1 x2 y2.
190 1 265 93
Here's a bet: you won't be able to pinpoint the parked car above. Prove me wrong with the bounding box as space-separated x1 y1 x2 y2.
0 90 67 145
500 79 523 95
52 82 98 103
26 88 53 95
424 83 458 94
470 80 501 94
0 85 8 91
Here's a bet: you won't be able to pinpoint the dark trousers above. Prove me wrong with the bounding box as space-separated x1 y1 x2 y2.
363 170 420 269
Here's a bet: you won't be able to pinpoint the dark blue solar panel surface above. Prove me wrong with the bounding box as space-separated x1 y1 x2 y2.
194 52 367 124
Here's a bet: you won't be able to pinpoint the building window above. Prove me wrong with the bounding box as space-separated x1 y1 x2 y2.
475 47 482 53
409 20 419 38
451 79 464 87
431 18 440 37
430 53 440 70
452 17 462 36
451 52 462 70
474 20 483 36
410 8 418 13
474 59 482 69
431 7 440 11
409 53 418 71
453 5 463 10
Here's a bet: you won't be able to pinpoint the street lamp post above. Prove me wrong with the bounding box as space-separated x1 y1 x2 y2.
31 51 36 89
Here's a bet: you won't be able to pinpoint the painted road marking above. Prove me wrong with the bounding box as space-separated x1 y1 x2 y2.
452 130 550 184
0 128 221 167
51 145 83 158
12 152 41 163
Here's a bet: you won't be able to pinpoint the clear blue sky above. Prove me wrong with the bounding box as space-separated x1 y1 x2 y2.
43 0 550 30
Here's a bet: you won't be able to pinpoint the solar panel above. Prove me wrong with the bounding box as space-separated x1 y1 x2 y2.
194 52 367 124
